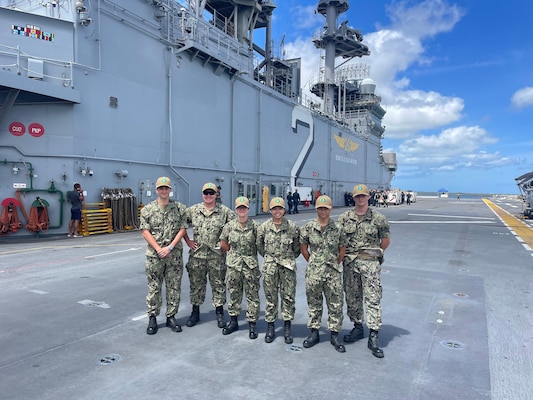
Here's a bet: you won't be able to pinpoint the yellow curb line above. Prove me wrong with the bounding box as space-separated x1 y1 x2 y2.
483 198 533 252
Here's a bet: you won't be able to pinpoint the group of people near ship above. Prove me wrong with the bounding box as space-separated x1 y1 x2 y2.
140 178 390 357
345 189 413 207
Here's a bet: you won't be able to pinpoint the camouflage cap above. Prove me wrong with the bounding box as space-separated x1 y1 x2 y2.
269 197 285 209
156 176 172 189
202 182 217 192
315 195 332 209
235 196 250 208
352 184 370 196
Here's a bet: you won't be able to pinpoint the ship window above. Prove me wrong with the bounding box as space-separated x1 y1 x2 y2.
270 184 277 196
109 96 118 108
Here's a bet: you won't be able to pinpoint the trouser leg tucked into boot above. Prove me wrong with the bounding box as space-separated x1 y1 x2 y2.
186 305 200 327
222 316 239 335
248 322 258 340
303 328 320 348
368 329 384 358
283 320 293 344
330 331 346 353
146 315 158 335
265 322 275 343
343 323 364 343
215 305 226 328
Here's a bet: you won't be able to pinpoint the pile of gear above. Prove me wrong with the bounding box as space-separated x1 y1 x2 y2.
101 188 139 231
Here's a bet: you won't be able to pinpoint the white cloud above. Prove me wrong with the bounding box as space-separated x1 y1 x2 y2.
396 126 517 171
386 0 464 37
361 0 465 139
291 4 322 31
383 90 464 138
511 86 533 108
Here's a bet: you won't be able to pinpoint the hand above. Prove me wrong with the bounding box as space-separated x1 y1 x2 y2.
157 247 170 259
188 240 199 251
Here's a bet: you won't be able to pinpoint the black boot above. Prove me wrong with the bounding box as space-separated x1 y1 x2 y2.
222 316 239 335
330 331 346 353
265 322 275 343
283 320 293 344
368 329 384 358
186 305 200 327
343 323 364 343
146 315 158 335
248 322 258 340
303 328 320 348
215 305 226 328
166 315 182 332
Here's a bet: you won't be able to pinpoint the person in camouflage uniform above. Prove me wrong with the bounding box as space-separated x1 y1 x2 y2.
140 177 187 335
219 196 260 339
183 182 236 328
300 195 347 352
256 197 300 344
338 183 391 358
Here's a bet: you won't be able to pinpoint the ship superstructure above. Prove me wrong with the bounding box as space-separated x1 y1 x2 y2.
0 0 396 237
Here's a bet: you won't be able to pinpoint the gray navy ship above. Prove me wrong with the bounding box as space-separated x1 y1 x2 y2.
0 0 396 237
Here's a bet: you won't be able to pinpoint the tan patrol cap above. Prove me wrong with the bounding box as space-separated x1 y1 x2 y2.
315 195 332 209
202 182 217 192
269 197 285 209
235 196 250 208
353 184 370 196
156 176 172 189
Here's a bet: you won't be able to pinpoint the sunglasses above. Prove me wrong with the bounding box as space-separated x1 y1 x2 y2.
203 190 216 195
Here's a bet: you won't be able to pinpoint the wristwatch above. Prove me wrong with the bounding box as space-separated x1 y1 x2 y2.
168 245 174 251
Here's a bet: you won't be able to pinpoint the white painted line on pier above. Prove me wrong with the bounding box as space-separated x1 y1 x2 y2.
408 213 495 220
390 220 494 224
84 247 141 259
132 314 147 321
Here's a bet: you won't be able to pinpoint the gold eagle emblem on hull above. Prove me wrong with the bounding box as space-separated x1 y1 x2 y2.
334 134 359 152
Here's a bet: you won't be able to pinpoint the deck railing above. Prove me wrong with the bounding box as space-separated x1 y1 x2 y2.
0 43 74 88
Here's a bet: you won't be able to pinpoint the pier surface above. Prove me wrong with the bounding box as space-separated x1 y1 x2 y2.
1 197 532 399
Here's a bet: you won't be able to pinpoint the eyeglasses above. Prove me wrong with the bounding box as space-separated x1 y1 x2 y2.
203 190 216 195
236 205 248 210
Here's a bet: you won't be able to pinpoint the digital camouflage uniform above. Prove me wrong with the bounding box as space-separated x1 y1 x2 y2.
300 219 347 332
140 199 187 317
219 218 260 322
256 218 300 322
185 203 236 307
338 208 390 330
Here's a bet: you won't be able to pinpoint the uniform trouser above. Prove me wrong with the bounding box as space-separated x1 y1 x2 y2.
262 262 296 322
186 253 227 307
226 264 261 322
343 258 382 330
306 268 343 332
146 254 183 317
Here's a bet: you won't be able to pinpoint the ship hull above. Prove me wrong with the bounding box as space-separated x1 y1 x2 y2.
0 1 393 236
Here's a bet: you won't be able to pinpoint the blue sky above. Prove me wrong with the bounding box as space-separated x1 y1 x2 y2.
270 0 533 194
